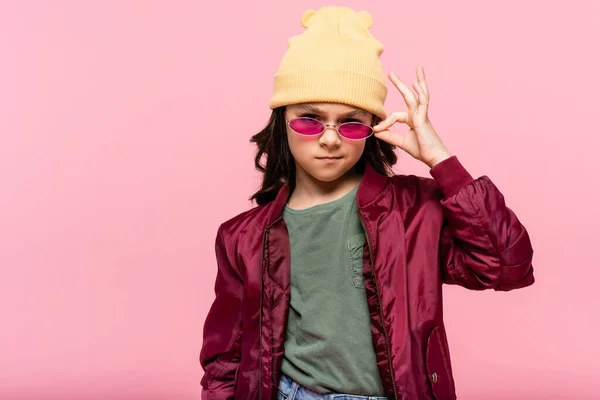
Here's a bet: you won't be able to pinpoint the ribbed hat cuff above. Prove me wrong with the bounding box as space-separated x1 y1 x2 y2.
269 69 388 120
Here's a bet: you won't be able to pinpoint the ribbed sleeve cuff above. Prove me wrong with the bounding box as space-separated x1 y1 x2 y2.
429 155 475 198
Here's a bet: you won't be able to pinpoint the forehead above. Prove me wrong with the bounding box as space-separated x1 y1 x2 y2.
288 102 369 116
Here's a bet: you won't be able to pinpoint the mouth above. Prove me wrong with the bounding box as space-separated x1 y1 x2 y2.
316 156 343 163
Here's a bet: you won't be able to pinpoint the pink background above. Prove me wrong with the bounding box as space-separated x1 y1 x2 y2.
1 1 598 399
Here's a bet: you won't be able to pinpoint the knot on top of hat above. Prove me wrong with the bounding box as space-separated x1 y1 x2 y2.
301 9 316 28
357 10 373 28
301 6 374 30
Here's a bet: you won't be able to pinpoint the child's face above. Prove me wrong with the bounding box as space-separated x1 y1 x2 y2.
284 102 373 183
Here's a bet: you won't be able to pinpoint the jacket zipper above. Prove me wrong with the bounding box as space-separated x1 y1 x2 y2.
359 212 399 400
258 217 282 400
258 226 269 400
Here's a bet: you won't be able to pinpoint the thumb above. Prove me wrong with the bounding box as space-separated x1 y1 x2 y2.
373 111 408 132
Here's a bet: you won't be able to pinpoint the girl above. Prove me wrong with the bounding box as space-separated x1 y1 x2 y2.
200 6 534 400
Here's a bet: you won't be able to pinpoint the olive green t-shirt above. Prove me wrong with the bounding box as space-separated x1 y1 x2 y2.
280 182 385 396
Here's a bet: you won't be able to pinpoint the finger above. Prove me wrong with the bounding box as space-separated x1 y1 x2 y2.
373 129 404 148
412 81 428 106
374 129 419 156
373 111 408 131
416 65 429 98
388 72 417 108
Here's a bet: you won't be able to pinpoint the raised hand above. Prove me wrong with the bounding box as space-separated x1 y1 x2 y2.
373 65 452 168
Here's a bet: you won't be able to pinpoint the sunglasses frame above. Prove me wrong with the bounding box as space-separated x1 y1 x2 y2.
285 117 374 140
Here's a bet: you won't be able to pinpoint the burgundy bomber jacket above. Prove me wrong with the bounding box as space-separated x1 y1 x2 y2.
200 155 535 400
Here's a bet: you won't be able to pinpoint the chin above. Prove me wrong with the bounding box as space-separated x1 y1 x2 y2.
304 165 353 182
308 171 345 182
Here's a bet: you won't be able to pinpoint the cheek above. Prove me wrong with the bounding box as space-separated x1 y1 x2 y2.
347 141 367 159
286 130 313 157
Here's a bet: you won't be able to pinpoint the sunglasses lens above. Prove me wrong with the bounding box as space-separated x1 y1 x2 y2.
289 118 324 135
338 123 373 139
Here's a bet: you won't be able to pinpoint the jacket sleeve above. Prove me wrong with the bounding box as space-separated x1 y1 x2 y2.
428 156 535 291
199 224 243 399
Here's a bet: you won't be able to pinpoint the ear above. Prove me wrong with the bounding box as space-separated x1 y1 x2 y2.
357 10 373 29
301 9 317 28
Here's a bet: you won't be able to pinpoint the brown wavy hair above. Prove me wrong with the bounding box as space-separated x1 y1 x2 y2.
249 106 398 205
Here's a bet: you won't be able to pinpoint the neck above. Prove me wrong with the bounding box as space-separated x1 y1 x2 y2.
288 166 361 209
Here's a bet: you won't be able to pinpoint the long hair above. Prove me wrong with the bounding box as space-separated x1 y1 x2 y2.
249 106 398 205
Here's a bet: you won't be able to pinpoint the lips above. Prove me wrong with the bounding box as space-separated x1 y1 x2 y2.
317 156 342 159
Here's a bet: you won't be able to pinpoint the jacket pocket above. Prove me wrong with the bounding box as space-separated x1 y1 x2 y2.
347 233 366 289
425 325 456 400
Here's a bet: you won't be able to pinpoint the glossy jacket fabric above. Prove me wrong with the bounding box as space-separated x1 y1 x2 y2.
199 156 535 400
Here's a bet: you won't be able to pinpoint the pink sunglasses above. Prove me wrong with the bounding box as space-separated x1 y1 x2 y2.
286 117 374 140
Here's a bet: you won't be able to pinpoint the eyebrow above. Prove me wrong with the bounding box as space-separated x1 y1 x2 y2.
295 104 368 118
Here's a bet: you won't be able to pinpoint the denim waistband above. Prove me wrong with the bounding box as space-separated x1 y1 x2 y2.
277 373 388 400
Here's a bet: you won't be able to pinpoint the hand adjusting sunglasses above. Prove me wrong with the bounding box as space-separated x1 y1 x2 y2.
286 117 374 140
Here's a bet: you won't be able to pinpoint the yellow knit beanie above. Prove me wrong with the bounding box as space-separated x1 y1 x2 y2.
268 6 388 120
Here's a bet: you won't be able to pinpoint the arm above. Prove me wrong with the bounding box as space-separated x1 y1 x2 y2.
429 156 535 291
199 224 243 399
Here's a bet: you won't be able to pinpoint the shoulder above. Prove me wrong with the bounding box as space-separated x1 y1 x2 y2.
387 156 476 204
388 173 444 205
212 202 272 277
216 200 273 244
382 173 447 230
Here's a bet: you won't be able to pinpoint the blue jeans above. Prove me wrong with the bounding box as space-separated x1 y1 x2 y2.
277 373 388 400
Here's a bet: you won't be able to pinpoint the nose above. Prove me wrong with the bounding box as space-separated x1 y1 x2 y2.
318 125 341 147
